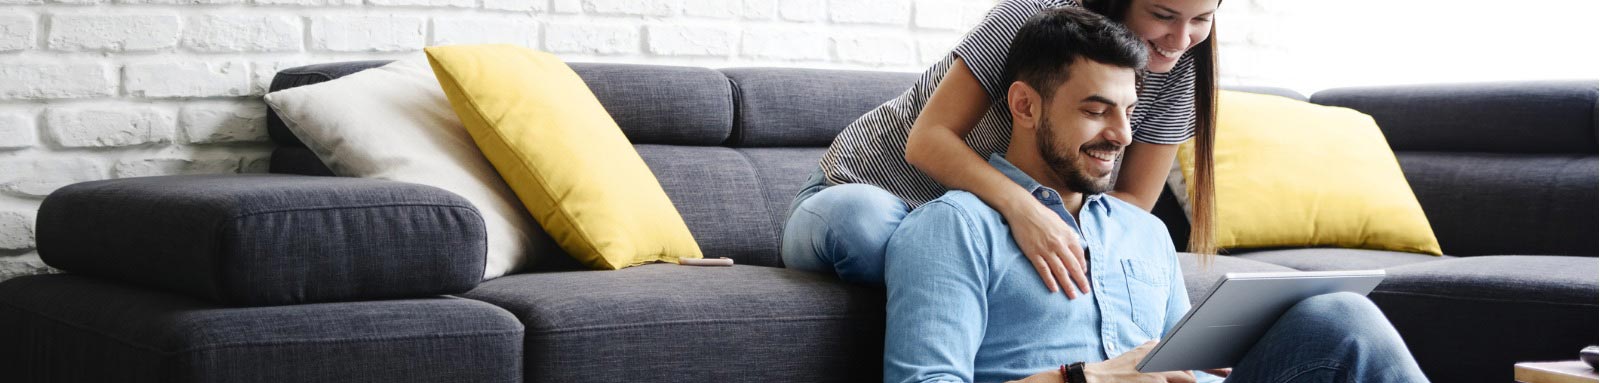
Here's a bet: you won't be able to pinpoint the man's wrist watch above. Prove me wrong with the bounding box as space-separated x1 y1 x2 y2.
1065 362 1087 383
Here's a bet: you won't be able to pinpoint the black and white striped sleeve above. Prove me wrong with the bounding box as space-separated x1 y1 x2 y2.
950 0 1078 103
1132 53 1198 144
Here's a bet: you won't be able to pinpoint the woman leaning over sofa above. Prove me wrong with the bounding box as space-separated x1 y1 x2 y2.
781 0 1221 296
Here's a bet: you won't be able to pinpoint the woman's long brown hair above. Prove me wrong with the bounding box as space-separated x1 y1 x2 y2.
1083 0 1218 260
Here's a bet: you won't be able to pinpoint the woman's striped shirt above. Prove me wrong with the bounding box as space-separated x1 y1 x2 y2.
817 0 1197 207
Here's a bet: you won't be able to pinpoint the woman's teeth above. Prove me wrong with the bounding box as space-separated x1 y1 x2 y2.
1149 41 1182 58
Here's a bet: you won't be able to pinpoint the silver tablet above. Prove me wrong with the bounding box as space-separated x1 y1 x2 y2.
1136 269 1386 373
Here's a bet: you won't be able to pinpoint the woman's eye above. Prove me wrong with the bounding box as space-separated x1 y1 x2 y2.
1152 13 1175 21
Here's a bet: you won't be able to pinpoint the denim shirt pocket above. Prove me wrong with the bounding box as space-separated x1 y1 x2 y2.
1121 258 1171 338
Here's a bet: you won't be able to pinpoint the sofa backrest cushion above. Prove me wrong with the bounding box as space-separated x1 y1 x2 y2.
1310 80 1598 154
1397 152 1597 256
634 146 828 267
721 68 918 147
578 63 734 146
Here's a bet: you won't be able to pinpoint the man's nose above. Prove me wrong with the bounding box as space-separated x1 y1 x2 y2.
1106 112 1133 146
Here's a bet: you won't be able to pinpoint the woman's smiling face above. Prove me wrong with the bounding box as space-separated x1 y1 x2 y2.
1120 0 1218 73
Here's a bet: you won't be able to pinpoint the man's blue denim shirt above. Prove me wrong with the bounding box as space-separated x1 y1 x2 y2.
883 154 1218 383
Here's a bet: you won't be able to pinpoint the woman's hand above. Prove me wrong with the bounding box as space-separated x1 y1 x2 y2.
1001 197 1090 299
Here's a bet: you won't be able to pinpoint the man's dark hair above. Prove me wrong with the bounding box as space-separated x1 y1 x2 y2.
1001 7 1148 100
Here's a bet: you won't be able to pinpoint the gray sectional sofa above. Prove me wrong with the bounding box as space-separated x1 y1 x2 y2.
1 61 1594 383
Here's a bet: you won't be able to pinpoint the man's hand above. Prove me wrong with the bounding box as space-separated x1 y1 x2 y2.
1084 341 1197 383
1005 369 1063 383
1003 198 1090 299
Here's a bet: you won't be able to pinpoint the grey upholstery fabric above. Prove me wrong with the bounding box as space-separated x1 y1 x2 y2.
1369 256 1599 383
1233 248 1448 271
735 147 828 258
37 174 487 306
1175 253 1296 305
572 63 734 146
1397 152 1598 256
721 67 917 147
459 264 884 383
1310 80 1599 154
637 145 783 267
0 274 523 383
1224 85 1307 101
266 60 393 148
268 146 334 176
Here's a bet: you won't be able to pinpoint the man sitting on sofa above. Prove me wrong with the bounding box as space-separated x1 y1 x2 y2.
882 7 1429 383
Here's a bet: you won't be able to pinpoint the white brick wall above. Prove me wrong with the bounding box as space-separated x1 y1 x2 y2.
3 0 1586 280
44 106 176 148
47 13 183 52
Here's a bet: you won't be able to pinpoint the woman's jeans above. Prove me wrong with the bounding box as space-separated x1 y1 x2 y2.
781 168 909 285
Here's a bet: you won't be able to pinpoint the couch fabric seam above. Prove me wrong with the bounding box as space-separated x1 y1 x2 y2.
525 314 860 334
1371 290 1596 307
1 300 523 356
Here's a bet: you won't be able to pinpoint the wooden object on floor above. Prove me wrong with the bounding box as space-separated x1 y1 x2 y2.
1516 361 1600 383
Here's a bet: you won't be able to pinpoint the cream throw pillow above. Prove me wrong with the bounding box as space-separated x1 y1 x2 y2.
263 56 556 279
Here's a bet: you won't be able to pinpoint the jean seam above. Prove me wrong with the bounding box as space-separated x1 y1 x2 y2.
1269 358 1344 383
791 202 832 269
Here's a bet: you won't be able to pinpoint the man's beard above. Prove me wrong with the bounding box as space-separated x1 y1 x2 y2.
1036 113 1117 194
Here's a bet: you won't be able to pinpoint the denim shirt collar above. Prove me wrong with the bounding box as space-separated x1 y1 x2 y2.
987 153 1104 206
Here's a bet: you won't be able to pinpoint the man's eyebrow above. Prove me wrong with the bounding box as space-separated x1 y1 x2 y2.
1080 95 1119 108
1153 4 1214 17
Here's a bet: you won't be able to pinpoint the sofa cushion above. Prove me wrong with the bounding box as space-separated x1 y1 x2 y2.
639 145 782 267
1233 248 1447 271
1368 255 1598 383
1397 152 1598 256
0 274 524 383
460 264 884 383
576 63 734 146
37 174 487 306
736 147 829 256
721 67 916 147
1310 80 1598 154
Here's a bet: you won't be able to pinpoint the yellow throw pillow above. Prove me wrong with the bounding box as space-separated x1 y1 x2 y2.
1179 90 1442 255
425 45 703 270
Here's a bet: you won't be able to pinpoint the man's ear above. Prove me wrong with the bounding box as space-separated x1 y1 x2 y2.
1006 81 1040 132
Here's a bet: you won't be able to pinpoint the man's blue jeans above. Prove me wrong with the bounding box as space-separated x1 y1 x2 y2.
780 168 908 284
1222 292 1429 382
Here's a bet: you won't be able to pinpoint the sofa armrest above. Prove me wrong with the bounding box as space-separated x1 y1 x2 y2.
36 174 488 306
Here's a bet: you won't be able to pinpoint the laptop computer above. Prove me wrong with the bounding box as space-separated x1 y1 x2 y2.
1137 269 1387 373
